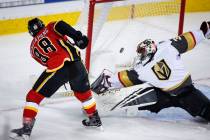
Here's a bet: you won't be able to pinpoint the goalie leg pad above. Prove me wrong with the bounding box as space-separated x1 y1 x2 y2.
111 86 159 111
138 89 173 113
177 86 210 119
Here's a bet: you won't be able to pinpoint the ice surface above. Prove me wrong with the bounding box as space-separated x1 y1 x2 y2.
1 11 210 140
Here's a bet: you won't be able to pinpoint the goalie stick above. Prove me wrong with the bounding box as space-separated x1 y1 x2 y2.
110 87 158 111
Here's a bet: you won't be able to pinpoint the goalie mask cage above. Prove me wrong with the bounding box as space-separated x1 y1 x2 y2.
79 0 186 74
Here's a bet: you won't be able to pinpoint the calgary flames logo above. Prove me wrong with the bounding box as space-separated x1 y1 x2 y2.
152 59 171 80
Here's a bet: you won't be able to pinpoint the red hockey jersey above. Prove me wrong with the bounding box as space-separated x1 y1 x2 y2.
30 22 81 72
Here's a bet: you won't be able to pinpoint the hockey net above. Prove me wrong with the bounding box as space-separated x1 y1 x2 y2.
77 0 185 79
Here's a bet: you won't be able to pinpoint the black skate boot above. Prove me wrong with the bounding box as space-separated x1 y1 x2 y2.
200 21 210 39
10 118 35 140
82 111 102 127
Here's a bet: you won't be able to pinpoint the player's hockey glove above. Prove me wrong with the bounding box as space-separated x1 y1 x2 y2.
75 31 89 49
200 21 210 39
54 20 89 49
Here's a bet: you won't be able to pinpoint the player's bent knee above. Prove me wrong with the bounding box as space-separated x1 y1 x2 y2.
71 75 90 93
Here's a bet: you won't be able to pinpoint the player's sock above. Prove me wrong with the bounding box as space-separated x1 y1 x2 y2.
74 90 102 127
10 90 44 139
23 90 44 118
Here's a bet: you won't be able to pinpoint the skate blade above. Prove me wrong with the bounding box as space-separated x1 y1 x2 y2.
9 133 30 140
83 125 104 131
98 125 104 131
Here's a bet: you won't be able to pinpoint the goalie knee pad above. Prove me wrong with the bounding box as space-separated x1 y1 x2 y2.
91 69 114 95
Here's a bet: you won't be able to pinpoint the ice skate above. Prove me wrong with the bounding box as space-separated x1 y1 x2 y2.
10 118 35 140
200 21 210 39
82 111 103 130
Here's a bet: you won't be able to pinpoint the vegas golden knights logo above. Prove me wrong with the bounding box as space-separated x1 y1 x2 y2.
152 59 171 80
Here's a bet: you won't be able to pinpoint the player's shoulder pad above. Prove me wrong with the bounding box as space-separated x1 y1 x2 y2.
53 20 70 36
54 20 69 28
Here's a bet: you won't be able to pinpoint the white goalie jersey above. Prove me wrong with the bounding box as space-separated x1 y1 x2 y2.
133 40 190 92
97 30 206 95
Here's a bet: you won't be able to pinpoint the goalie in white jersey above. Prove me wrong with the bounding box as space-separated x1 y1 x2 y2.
91 21 210 121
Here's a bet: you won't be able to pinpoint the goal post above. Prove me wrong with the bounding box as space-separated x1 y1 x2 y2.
86 0 125 71
81 0 186 73
178 0 186 35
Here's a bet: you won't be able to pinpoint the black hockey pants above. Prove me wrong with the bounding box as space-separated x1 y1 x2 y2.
138 85 210 121
32 61 90 97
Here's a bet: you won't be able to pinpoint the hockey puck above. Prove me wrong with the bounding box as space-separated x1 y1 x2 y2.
120 47 124 53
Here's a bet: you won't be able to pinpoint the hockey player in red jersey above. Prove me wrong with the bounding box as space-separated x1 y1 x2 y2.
10 18 102 140
91 21 210 122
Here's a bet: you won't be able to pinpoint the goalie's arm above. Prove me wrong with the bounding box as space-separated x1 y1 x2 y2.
91 69 143 95
169 31 204 54
117 69 144 87
170 21 210 54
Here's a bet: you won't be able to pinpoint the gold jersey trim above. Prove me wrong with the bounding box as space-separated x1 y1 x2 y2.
118 70 134 87
182 32 196 51
59 40 74 61
35 71 56 92
53 21 63 37
46 57 70 72
161 74 191 92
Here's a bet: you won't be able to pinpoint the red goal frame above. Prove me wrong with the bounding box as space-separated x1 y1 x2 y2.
85 0 186 71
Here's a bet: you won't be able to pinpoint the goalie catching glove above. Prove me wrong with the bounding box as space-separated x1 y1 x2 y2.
74 31 89 49
91 69 113 95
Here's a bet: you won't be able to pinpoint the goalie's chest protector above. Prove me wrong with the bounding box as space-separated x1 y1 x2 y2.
134 41 190 91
